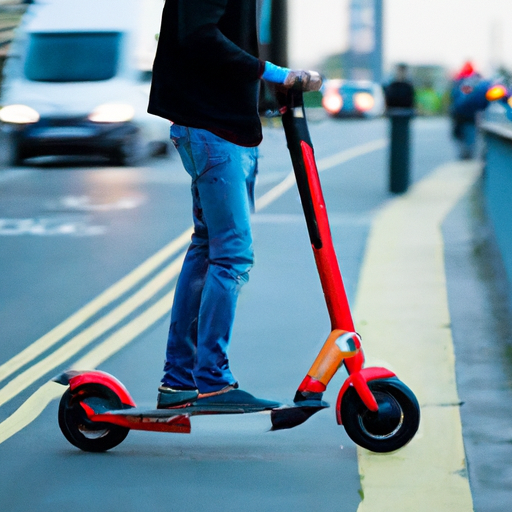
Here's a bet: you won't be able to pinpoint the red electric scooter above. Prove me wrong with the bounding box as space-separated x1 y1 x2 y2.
54 86 420 453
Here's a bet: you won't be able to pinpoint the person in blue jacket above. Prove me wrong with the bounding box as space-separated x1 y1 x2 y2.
148 0 321 408
449 62 511 159
450 62 485 159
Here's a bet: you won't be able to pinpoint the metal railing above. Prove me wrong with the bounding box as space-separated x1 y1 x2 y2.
480 113 512 286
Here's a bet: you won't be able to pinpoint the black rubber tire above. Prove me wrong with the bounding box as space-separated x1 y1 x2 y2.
111 134 144 166
7 140 24 167
58 384 129 452
340 378 420 453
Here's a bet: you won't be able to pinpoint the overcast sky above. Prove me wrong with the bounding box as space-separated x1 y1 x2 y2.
288 0 512 76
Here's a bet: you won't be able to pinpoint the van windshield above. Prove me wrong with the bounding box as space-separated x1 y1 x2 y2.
24 32 122 82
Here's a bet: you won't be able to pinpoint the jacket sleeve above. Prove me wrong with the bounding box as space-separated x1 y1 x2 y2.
177 0 264 80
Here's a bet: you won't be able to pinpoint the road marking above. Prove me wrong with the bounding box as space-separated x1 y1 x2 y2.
252 212 374 226
0 381 64 445
0 217 106 236
71 288 177 370
0 196 147 236
0 288 178 445
58 195 146 211
353 161 481 511
0 252 185 408
255 138 386 211
0 228 192 385
0 137 387 444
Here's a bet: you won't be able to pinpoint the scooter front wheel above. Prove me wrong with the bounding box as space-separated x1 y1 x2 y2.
58 383 129 452
339 378 420 453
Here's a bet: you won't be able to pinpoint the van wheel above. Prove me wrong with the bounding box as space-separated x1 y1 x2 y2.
4 138 24 167
150 141 172 157
112 135 143 166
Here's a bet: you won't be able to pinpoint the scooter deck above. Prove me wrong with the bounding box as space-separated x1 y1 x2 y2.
105 404 272 417
81 396 329 434
103 398 329 418
83 395 282 419
80 397 287 434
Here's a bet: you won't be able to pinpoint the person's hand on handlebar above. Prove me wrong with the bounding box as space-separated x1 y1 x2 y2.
262 62 322 92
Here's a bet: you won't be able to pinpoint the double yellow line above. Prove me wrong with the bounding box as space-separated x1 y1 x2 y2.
0 228 192 408
0 137 387 444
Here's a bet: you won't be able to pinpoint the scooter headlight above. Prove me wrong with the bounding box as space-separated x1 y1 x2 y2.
88 103 135 123
0 104 40 124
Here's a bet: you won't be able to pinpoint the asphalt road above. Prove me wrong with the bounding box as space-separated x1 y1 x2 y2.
0 114 467 511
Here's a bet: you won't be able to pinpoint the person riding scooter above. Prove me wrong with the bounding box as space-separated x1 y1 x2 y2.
148 0 321 409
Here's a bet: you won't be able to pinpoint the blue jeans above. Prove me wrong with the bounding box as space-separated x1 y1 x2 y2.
163 124 258 393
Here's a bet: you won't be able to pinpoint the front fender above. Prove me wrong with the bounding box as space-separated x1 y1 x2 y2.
336 367 396 424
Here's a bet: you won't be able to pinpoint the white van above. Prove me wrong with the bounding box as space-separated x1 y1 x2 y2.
0 0 169 165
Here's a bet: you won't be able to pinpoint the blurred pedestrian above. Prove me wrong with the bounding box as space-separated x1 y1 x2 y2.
384 63 415 109
148 0 321 408
449 61 485 159
450 65 511 159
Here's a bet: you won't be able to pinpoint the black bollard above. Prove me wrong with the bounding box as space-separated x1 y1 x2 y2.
388 108 413 194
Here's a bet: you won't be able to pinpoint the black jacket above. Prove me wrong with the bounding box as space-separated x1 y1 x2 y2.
384 81 415 109
148 0 265 147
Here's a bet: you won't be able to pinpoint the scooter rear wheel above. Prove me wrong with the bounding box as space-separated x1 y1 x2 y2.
58 383 129 452
340 378 420 453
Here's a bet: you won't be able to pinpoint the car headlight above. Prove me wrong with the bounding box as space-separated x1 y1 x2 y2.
322 92 343 115
353 92 375 112
0 104 40 124
88 103 135 123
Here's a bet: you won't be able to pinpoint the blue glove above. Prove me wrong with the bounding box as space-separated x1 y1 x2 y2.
262 61 290 84
263 62 323 92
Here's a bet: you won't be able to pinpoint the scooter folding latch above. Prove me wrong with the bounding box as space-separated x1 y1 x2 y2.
298 330 361 394
335 331 361 356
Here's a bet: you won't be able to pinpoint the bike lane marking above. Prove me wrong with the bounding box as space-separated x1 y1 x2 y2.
0 138 387 444
353 160 481 511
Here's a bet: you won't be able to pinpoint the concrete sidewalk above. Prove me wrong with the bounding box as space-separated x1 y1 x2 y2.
444 173 512 512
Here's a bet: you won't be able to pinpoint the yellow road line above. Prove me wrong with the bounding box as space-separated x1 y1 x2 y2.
316 138 387 172
353 161 481 511
71 288 176 371
0 289 177 444
255 138 386 211
0 381 64 445
0 227 193 384
0 252 185 408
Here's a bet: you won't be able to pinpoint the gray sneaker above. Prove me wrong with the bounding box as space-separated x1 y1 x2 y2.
157 386 198 408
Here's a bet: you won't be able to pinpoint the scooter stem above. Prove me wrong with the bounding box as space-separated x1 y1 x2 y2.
280 88 365 394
